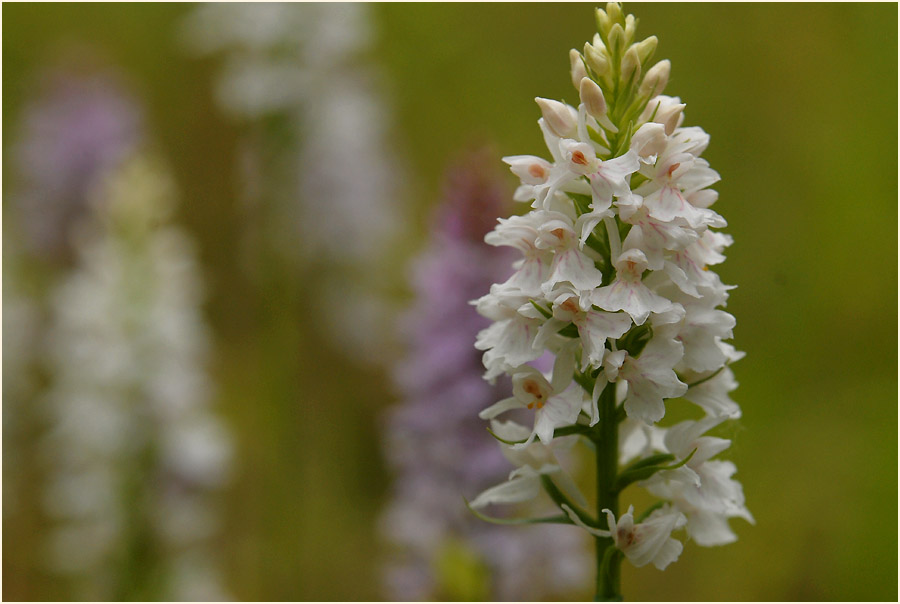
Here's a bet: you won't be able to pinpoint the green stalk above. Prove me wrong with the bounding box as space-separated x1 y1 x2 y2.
593 382 622 601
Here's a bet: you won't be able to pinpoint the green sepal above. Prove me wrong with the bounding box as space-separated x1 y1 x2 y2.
529 299 553 319
588 124 611 148
559 323 580 339
646 99 661 123
573 370 596 395
612 120 635 157
597 545 625 601
540 475 598 528
614 448 697 492
684 365 725 389
629 171 649 189
463 498 574 526
569 192 593 215
616 322 653 358
620 452 676 474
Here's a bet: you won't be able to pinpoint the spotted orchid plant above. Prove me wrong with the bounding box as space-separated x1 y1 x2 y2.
469 4 753 600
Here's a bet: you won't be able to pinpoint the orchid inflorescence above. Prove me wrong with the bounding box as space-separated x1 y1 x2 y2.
469 4 753 599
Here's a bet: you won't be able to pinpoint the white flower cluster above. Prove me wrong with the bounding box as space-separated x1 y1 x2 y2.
471 3 752 572
40 155 231 600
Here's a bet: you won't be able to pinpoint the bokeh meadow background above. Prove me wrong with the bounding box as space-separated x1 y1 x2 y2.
3 3 897 601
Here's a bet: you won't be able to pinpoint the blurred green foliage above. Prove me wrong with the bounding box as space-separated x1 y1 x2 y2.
3 3 897 601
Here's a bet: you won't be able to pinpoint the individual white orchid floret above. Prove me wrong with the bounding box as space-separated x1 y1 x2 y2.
673 305 736 374
586 149 640 215
662 230 733 295
502 154 554 203
474 288 544 381
536 213 605 297
491 418 588 509
637 156 725 230
468 463 556 509
536 293 631 372
563 504 687 571
591 249 674 325
646 459 754 547
618 336 688 424
479 350 585 447
639 415 732 489
682 366 742 419
620 203 699 270
484 212 553 297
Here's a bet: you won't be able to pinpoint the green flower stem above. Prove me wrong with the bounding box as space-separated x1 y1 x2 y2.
593 380 622 601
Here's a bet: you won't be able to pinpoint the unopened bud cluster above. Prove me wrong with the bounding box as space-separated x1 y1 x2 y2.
471 3 752 581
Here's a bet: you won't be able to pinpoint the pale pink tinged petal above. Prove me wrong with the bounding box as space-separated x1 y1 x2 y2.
684 367 742 419
644 185 699 225
479 396 524 420
562 505 611 538
545 247 604 293
502 254 549 296
534 387 584 444
686 510 738 546
676 162 720 193
489 418 532 443
649 535 683 570
502 154 553 185
579 310 632 367
615 190 642 221
534 317 567 350
663 415 730 463
623 385 667 424
671 126 711 156
550 342 578 391
587 375 608 425
469 471 540 508
686 188 718 209
662 262 701 297
679 336 728 374
513 184 537 202
575 211 610 246
626 507 686 569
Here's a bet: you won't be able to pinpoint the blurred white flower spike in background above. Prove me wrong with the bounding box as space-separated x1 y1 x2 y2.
181 2 407 362
41 154 232 601
471 4 752 599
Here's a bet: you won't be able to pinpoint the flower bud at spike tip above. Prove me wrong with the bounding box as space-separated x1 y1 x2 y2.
570 49 588 89
535 97 577 139
579 77 607 119
624 15 637 45
639 59 670 98
622 45 641 83
584 43 610 77
595 8 611 35
606 2 624 25
608 24 625 54
635 36 658 64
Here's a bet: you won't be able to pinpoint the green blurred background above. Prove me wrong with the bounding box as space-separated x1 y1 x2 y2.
3 3 897 601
